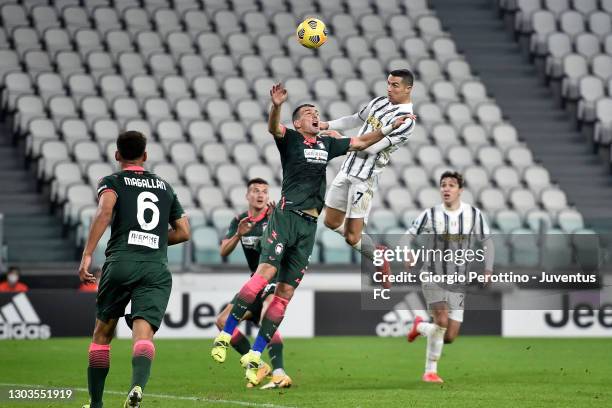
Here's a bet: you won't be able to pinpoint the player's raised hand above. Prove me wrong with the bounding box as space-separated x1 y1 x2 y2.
236 216 255 237
78 254 96 283
391 114 417 130
270 83 288 107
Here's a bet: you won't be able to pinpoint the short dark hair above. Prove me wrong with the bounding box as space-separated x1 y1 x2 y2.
117 130 146 160
389 69 414 87
247 178 269 188
292 103 316 121
7 266 20 275
440 171 464 188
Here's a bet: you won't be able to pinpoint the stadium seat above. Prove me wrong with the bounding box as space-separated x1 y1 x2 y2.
556 209 584 233
169 142 198 173
51 161 83 203
525 209 554 232
509 188 538 217
184 163 213 194
523 165 551 195
187 121 216 150
479 187 507 213
175 99 203 127
462 124 489 153
162 75 191 106
495 209 523 233
464 165 490 195
319 229 352 264
493 166 521 194
540 188 568 214
509 228 539 267
193 226 222 264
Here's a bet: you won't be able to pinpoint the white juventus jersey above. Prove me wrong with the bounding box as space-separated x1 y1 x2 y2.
406 202 491 276
341 96 415 180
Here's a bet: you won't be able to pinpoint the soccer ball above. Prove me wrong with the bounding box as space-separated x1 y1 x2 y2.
296 18 328 49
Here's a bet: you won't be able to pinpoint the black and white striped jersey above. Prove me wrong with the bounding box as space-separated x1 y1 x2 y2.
340 96 415 180
406 202 492 276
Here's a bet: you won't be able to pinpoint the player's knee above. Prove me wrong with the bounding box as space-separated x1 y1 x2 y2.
275 284 295 300
344 231 361 246
324 216 340 230
433 314 449 328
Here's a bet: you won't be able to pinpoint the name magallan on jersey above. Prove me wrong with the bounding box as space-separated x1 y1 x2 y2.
97 167 184 264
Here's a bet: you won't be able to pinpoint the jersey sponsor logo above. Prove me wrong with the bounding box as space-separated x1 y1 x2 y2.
241 236 259 248
123 177 167 190
375 292 427 337
303 148 328 164
366 114 383 130
128 230 160 249
275 243 284 255
0 293 51 339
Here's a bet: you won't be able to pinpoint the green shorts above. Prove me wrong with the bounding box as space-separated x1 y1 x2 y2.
231 282 276 323
97 261 172 332
259 208 317 288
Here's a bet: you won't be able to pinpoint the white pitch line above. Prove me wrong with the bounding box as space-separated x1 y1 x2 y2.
0 383 298 408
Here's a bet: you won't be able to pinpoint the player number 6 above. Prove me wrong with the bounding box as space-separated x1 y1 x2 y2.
136 191 160 231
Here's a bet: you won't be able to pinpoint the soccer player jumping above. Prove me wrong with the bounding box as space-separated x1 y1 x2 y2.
211 83 413 385
321 69 416 273
79 131 190 408
216 177 292 389
405 171 494 383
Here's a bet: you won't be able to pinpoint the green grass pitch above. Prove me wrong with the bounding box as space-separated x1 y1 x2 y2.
0 337 610 407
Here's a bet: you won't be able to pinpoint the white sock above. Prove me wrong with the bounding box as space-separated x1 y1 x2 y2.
272 368 286 376
425 325 446 374
417 322 436 337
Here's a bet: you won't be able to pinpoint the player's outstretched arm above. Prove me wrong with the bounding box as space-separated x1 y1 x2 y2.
79 191 116 283
168 216 190 245
268 83 288 138
348 114 412 151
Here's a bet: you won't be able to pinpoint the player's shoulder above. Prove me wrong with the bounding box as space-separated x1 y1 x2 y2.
370 96 388 108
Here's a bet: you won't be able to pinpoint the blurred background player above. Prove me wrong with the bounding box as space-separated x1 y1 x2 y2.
321 69 416 274
78 131 190 408
0 266 29 292
405 171 494 383
215 177 292 389
211 83 412 385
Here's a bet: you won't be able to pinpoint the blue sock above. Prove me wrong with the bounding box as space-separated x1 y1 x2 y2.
252 335 268 353
222 315 239 335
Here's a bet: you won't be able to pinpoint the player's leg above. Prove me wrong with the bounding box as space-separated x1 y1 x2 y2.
215 302 252 356
212 263 277 362
87 318 118 408
213 209 288 363
259 287 292 389
408 284 448 382
87 261 131 408
124 262 172 407
324 171 349 233
242 212 315 385
445 318 461 344
444 292 464 344
422 302 448 382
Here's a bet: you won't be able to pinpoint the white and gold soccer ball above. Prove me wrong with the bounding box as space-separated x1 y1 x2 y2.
296 18 328 49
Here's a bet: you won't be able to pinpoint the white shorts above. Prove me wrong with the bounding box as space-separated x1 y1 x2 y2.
422 282 465 323
324 171 378 223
